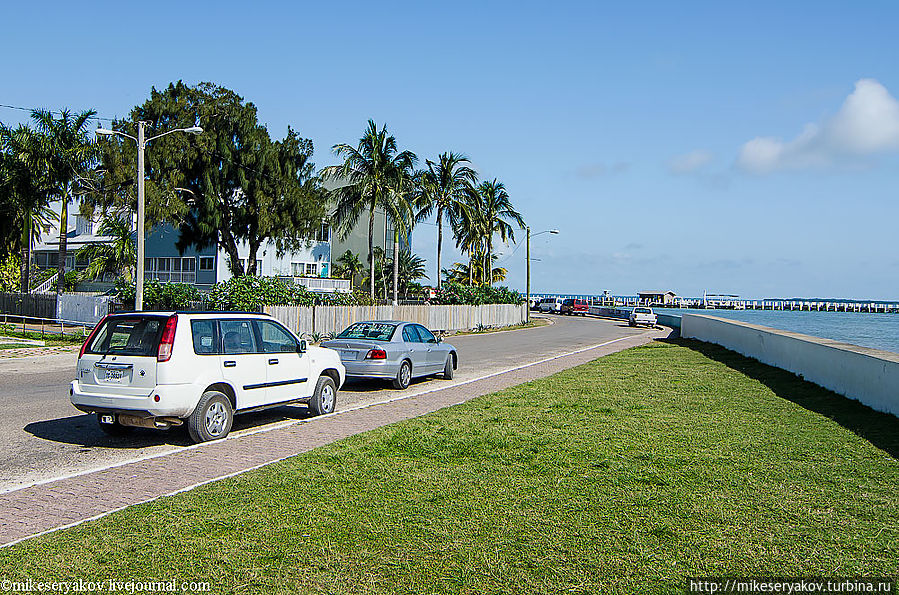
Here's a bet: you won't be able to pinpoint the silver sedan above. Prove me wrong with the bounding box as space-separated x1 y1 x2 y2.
321 321 458 389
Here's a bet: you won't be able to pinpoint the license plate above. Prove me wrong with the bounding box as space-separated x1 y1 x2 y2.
339 350 356 361
103 369 126 382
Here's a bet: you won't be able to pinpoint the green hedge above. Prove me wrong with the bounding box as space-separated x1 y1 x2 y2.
113 278 521 311
429 283 523 305
206 276 374 311
115 279 202 311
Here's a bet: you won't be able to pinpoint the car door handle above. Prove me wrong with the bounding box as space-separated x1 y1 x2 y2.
268 358 279 365
224 360 236 368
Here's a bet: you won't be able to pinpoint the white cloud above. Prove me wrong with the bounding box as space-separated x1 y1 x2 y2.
668 149 713 174
737 78 899 174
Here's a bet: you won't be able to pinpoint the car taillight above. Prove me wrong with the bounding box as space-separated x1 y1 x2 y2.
365 348 387 360
79 314 108 359
157 314 178 362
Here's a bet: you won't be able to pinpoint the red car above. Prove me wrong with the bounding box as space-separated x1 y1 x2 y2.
560 298 589 316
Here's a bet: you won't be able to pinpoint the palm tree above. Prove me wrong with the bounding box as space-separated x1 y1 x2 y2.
395 250 428 297
477 179 524 286
452 184 489 285
30 109 99 294
0 123 56 292
78 215 136 281
333 250 365 288
321 120 416 300
384 165 417 304
442 256 507 286
416 152 478 290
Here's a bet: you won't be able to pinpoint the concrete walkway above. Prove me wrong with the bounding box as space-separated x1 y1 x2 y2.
0 330 661 548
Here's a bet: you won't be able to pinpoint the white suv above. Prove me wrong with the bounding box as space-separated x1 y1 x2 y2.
70 312 345 443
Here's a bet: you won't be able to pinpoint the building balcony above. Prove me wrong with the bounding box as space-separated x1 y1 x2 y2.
280 276 351 293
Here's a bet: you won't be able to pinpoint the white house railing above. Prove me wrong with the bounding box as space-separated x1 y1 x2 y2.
32 273 59 294
281 276 351 293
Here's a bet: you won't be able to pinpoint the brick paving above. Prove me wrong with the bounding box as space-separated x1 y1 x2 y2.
0 332 659 547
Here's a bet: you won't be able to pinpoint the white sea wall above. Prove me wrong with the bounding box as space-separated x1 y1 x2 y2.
681 313 899 417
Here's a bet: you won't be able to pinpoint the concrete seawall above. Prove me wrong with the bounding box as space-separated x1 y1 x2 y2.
681 313 899 417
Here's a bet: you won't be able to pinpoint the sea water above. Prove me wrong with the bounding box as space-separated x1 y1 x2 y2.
662 308 899 354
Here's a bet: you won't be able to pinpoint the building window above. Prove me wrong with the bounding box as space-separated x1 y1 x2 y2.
144 257 196 283
305 263 317 276
199 257 214 271
317 223 330 243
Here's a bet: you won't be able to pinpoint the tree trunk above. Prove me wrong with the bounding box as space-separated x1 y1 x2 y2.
368 205 375 300
219 228 244 277
56 198 68 295
436 209 442 291
392 229 399 305
20 209 31 292
487 237 493 286
246 237 261 276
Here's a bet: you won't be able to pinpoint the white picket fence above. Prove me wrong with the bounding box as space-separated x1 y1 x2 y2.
265 303 528 337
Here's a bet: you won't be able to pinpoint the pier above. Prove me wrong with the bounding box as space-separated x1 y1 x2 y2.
528 294 899 314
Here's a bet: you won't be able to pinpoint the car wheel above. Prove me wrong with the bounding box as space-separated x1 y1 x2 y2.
188 391 233 443
443 354 455 380
97 413 133 436
392 360 412 389
308 375 337 416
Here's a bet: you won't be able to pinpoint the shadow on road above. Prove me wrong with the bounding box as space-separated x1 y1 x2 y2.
341 376 440 393
24 405 315 448
671 338 899 460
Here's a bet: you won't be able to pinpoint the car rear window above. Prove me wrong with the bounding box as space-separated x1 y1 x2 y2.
86 316 166 356
191 320 219 355
634 308 652 314
336 322 397 342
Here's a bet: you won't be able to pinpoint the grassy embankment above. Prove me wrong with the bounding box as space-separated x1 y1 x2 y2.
1 340 897 593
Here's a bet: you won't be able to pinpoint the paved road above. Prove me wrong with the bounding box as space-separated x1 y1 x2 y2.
0 314 656 492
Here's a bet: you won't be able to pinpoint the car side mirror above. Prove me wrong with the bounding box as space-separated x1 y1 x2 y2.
297 339 307 353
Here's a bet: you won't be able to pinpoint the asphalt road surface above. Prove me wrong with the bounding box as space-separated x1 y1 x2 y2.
0 314 660 492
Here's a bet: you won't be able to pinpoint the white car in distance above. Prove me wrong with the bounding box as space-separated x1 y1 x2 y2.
71 312 345 443
629 307 657 327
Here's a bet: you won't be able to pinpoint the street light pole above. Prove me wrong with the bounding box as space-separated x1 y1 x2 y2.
526 226 531 324
135 121 146 311
96 123 202 311
524 228 559 324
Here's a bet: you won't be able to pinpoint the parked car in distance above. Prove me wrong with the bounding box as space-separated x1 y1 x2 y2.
539 297 564 314
560 298 589 316
321 321 457 390
629 307 658 327
71 312 345 443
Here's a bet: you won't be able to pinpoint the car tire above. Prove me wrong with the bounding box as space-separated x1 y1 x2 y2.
443 354 455 380
308 375 337 416
97 413 133 436
392 360 412 389
188 391 233 443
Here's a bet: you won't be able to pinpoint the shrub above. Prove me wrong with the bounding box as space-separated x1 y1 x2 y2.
63 271 80 292
0 254 19 293
115 279 202 311
430 283 523 306
206 276 375 311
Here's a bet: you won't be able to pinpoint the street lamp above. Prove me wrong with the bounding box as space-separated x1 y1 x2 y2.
526 227 559 322
96 122 202 310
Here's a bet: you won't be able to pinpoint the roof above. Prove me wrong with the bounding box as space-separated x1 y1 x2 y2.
637 290 677 296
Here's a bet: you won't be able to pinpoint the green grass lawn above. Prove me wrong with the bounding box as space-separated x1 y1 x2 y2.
1 340 897 593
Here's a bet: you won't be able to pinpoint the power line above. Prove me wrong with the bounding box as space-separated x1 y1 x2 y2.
0 103 116 122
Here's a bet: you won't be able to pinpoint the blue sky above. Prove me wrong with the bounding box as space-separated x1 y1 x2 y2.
3 1 898 299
